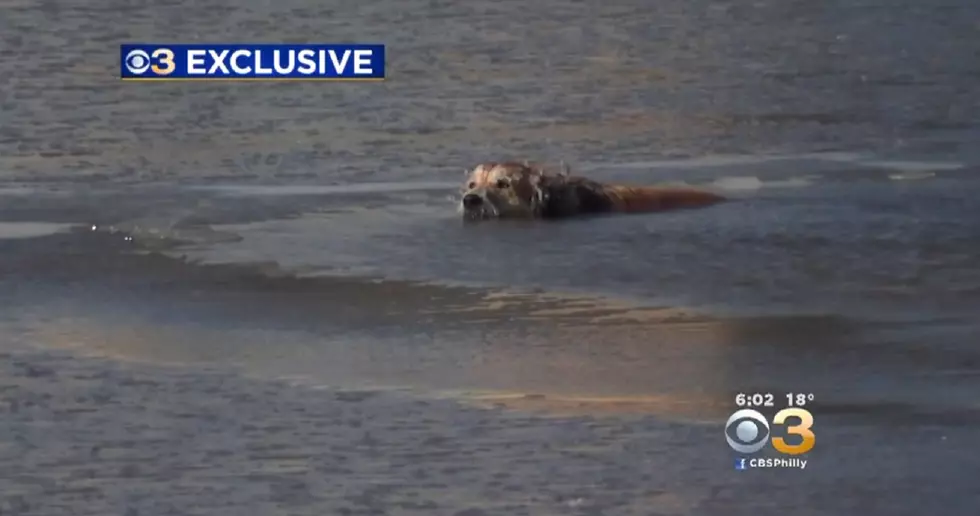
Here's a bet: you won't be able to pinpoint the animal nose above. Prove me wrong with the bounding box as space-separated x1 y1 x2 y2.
462 194 483 208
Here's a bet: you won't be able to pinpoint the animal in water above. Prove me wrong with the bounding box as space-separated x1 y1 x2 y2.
458 161 726 220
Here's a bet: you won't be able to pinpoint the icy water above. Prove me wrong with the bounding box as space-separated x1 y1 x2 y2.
3 0 980 514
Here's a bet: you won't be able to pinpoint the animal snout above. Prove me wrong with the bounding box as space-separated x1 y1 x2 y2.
462 193 483 208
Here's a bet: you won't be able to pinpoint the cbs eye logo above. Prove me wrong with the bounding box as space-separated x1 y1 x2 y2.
725 408 815 455
124 48 175 76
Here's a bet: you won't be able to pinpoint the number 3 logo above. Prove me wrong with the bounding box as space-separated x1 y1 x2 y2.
151 48 175 75
771 407 815 455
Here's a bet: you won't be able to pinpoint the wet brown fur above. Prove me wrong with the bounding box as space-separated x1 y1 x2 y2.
460 161 725 220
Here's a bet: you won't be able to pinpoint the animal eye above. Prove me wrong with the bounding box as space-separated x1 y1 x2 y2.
496 179 510 189
468 182 476 189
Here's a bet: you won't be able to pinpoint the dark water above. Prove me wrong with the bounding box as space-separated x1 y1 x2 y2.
2 0 980 514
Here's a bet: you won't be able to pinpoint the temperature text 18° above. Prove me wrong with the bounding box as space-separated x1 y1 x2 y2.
786 393 815 407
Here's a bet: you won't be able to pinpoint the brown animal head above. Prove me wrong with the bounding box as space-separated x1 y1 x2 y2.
459 161 561 220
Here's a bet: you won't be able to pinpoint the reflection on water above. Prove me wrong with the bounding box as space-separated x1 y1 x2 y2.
6 233 978 424
0 222 75 240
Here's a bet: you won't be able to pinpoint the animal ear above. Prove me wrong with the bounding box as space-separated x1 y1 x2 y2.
558 160 570 177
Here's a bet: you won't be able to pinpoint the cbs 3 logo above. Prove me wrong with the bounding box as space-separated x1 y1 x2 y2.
725 408 815 455
124 48 175 76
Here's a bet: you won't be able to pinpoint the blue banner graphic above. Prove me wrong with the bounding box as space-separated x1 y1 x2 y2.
120 44 386 81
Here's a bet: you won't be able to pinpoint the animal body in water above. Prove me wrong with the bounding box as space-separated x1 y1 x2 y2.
459 161 726 220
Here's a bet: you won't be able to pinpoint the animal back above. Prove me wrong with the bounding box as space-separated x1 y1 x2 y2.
601 185 726 213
